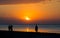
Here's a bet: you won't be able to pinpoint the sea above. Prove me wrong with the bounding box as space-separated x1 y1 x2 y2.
0 25 60 33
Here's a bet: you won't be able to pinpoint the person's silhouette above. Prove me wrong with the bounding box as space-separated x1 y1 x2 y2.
35 24 38 32
8 25 11 31
8 24 13 31
10 25 13 31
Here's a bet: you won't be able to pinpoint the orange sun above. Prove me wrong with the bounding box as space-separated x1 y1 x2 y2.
25 16 30 21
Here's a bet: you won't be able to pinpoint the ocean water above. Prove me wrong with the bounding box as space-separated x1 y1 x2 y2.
0 25 60 33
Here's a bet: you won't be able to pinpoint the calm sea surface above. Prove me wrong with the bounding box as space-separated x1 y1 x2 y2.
0 25 60 33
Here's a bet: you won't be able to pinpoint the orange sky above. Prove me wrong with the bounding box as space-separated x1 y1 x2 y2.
0 0 60 24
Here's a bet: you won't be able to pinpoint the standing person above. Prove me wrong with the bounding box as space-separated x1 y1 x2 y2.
35 24 38 32
8 25 11 31
10 24 13 31
8 24 13 31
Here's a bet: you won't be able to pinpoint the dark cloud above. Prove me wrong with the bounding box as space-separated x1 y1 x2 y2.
0 17 25 25
0 0 45 5
0 17 60 25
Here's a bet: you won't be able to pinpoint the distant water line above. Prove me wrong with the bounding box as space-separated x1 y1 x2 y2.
0 25 60 33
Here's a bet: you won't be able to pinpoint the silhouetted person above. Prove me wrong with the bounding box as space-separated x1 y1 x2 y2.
35 24 38 32
10 25 13 31
8 24 13 31
8 25 10 31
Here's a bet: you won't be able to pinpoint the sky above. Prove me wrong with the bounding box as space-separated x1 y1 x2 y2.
0 0 60 25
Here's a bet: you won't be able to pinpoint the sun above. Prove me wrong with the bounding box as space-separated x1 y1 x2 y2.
25 16 30 21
